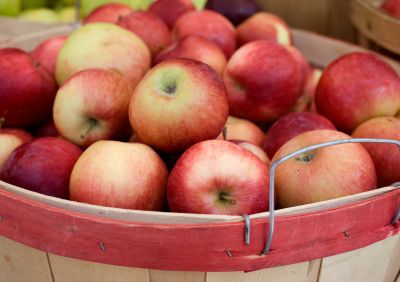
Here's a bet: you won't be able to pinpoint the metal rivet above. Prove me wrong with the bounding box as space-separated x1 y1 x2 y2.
243 214 250 245
343 231 350 238
98 242 107 252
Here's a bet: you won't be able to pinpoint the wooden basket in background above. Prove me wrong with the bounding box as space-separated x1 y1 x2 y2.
351 0 400 55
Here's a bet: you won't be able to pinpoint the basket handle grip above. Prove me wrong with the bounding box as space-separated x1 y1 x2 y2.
263 138 400 255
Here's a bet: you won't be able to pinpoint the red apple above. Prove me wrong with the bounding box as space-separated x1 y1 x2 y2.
0 137 82 199
205 0 261 26
129 58 229 153
272 130 377 208
223 40 303 123
56 23 151 89
117 11 171 56
0 129 33 170
31 35 67 77
70 140 168 210
381 0 400 18
216 116 265 146
263 112 336 159
33 118 59 137
237 12 291 46
148 0 194 29
0 48 57 127
352 117 400 187
173 10 236 58
293 67 322 112
284 45 309 88
53 68 133 147
229 140 269 164
167 140 270 215
83 3 132 24
315 52 400 133
154 35 227 75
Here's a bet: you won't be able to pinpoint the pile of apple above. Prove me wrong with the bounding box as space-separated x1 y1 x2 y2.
0 0 77 23
1 0 400 216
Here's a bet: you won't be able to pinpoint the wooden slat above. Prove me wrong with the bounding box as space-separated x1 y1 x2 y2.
0 186 398 272
149 270 205 282
0 180 397 224
0 236 53 282
206 260 320 282
291 28 400 73
48 254 149 282
318 234 400 282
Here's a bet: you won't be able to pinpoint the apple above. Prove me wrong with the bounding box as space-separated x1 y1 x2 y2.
70 140 168 210
284 45 309 88
117 11 171 56
172 10 236 58
293 67 322 112
129 58 229 153
18 8 60 23
0 137 82 199
223 40 303 123
80 0 132 17
31 35 67 77
271 130 377 208
154 35 226 75
315 52 400 133
352 117 400 187
21 0 49 9
57 6 76 22
33 118 59 137
205 0 260 26
148 0 194 29
167 139 270 215
0 48 57 127
83 3 132 24
53 68 133 148
0 0 20 16
56 23 151 88
262 112 336 159
0 129 33 170
237 12 291 46
381 0 400 18
216 116 265 146
229 140 269 164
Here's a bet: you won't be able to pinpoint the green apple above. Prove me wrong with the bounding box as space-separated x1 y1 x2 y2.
58 6 75 22
21 0 49 9
80 0 131 17
192 0 207 10
129 0 153 10
0 0 21 16
18 8 60 22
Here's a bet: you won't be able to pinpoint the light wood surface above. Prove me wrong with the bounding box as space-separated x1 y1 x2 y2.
49 254 149 282
0 236 52 282
318 234 400 282
207 260 320 282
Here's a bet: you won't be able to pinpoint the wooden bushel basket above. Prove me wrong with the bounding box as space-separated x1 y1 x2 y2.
351 0 400 55
0 27 400 282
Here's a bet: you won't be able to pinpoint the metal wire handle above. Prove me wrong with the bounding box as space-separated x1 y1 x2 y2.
263 138 400 255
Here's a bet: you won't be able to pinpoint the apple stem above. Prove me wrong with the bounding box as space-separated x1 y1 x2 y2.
220 193 236 205
0 117 4 129
80 118 97 140
222 127 227 140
